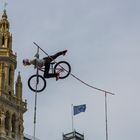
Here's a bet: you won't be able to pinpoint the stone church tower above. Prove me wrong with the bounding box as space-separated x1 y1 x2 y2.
0 10 27 140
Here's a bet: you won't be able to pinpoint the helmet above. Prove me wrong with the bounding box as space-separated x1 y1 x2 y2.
23 59 30 65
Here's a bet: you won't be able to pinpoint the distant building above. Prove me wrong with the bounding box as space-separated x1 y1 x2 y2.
24 137 31 140
0 9 27 140
63 131 84 140
24 134 39 140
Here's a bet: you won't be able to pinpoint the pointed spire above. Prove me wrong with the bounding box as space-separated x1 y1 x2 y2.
16 72 22 100
17 72 21 83
2 9 7 19
0 9 9 31
3 1 8 18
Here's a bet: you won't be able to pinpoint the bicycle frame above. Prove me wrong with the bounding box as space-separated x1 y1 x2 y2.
37 62 56 74
38 62 64 73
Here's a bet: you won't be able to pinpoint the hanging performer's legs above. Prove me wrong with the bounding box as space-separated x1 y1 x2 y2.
43 50 67 80
43 50 67 62
43 62 58 79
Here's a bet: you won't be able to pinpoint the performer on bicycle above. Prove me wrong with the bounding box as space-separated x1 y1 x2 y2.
23 50 67 81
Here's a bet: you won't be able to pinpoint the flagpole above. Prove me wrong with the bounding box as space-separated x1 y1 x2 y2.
71 104 74 132
105 92 108 140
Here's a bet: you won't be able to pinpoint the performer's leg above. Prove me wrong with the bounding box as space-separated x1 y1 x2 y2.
43 62 50 78
43 50 67 80
51 50 67 60
43 61 58 79
43 50 67 62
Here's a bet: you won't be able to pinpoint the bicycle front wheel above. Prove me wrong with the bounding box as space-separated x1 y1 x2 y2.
54 61 71 79
28 75 47 92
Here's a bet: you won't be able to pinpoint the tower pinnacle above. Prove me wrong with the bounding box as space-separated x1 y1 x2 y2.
2 1 8 18
2 9 7 19
4 2 8 10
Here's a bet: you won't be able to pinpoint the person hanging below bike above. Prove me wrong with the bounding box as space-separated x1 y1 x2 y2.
23 50 67 81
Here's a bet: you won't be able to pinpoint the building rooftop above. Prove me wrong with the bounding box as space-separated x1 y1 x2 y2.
24 134 39 140
63 131 84 140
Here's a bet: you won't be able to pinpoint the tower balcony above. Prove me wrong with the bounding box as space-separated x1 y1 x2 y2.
0 93 27 113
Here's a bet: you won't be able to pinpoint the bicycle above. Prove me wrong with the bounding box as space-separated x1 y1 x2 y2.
28 60 71 92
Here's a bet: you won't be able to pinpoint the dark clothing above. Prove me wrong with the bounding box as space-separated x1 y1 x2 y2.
43 51 65 78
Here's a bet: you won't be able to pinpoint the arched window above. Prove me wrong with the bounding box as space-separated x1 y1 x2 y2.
5 111 10 131
0 118 1 126
7 38 9 48
11 114 16 133
9 91 11 95
8 66 12 85
2 35 4 46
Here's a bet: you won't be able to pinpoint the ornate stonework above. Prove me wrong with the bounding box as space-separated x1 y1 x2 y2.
0 10 27 140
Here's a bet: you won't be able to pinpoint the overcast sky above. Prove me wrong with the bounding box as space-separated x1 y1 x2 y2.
0 0 140 140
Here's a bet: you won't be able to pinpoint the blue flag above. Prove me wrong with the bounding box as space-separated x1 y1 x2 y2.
73 104 86 115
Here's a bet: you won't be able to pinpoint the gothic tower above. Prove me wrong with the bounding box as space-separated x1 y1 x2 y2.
0 10 27 140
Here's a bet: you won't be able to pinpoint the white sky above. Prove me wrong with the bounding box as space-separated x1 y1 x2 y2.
0 0 140 140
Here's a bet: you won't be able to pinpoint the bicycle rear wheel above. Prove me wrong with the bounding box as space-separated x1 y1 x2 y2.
28 75 47 92
54 61 71 79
